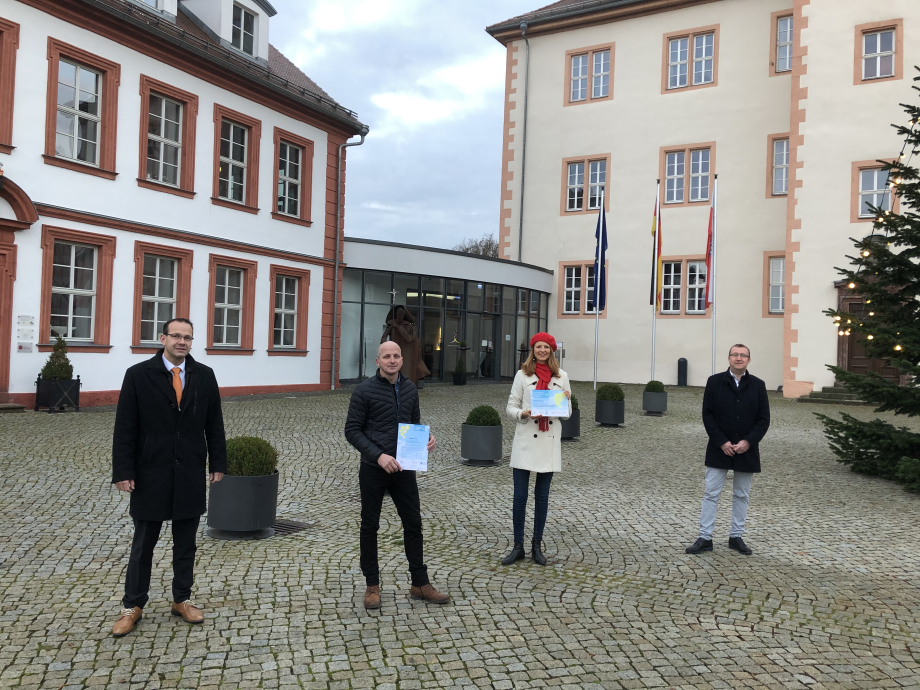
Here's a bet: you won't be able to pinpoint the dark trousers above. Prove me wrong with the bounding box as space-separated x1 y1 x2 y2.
123 516 200 609
359 464 429 587
512 468 554 544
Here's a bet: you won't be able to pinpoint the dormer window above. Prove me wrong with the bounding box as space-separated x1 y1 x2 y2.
232 5 256 56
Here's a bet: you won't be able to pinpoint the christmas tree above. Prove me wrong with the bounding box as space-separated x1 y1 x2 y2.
817 70 920 492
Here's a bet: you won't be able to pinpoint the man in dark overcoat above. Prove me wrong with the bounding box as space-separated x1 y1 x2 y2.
686 343 770 556
110 318 227 637
344 340 449 610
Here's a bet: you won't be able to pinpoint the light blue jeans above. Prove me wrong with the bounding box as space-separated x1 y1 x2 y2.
698 467 753 540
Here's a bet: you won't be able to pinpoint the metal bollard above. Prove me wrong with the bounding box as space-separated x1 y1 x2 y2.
677 358 688 387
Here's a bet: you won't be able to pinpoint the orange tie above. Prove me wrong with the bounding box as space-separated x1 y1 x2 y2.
171 367 183 407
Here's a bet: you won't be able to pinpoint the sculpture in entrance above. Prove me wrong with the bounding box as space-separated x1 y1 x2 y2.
380 305 430 385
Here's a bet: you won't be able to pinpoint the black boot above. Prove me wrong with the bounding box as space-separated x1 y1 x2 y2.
531 540 547 566
501 542 525 565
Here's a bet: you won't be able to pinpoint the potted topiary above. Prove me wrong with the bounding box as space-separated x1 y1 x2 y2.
207 436 279 540
643 380 667 416
560 395 580 440
595 383 625 426
461 405 503 466
34 336 81 413
452 349 467 386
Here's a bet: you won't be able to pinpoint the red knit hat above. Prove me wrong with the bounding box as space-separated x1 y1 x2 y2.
529 332 557 352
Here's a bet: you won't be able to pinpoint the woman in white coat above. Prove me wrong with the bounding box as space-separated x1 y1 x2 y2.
501 332 571 566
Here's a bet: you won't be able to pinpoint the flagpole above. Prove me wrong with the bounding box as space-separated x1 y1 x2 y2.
711 175 719 376
651 181 660 382
593 191 604 390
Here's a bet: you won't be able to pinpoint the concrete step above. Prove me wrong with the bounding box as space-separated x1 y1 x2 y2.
0 403 26 413
798 396 870 406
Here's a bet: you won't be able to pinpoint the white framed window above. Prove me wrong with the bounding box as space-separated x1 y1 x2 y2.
567 162 585 211
570 54 588 102
277 141 302 217
55 60 101 165
50 241 96 341
219 120 247 203
140 255 177 342
693 33 714 85
859 169 890 217
232 4 256 56
772 139 789 195
665 151 685 203
588 160 606 210
273 275 298 347
585 266 597 313
213 266 243 346
592 50 610 98
776 16 793 72
147 94 182 187
661 262 681 314
686 261 707 314
863 30 895 80
563 266 582 314
690 149 710 202
769 257 785 314
668 37 689 89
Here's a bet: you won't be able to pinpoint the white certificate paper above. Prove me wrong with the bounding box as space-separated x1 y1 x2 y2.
396 424 429 472
530 390 569 417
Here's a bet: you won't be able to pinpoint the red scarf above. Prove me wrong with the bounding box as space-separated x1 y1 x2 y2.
535 362 552 432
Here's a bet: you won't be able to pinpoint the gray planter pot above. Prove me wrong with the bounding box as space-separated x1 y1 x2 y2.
643 391 668 415
207 469 279 539
461 423 502 466
595 400 625 426
560 409 581 440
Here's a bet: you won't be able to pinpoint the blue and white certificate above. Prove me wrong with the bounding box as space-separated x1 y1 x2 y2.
530 390 569 417
396 424 430 472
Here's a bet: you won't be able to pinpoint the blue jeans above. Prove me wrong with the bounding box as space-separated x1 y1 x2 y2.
512 468 553 543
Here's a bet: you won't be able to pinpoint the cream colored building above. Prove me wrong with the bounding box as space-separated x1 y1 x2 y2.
487 0 918 395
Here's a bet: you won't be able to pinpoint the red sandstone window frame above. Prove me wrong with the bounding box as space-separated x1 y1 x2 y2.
0 16 21 154
206 253 258 354
271 127 314 227
762 251 786 319
768 11 794 78
658 142 717 208
39 224 117 352
44 38 121 180
131 241 194 353
853 19 903 86
563 43 615 107
211 104 261 214
267 264 311 356
766 132 790 198
661 24 720 95
851 159 899 224
559 153 611 216
556 260 608 320
656 254 711 319
137 75 199 199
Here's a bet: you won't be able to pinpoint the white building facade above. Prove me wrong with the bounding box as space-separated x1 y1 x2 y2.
487 0 919 395
0 0 367 406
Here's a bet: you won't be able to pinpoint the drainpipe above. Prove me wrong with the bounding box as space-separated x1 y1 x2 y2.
331 126 369 390
517 21 531 263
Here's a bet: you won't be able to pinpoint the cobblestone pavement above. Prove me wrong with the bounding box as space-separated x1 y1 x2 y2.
2 382 920 690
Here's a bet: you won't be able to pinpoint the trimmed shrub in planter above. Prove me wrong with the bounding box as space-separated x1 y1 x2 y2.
643 380 667 416
35 337 80 412
560 395 580 440
595 383 625 426
461 405 503 466
208 437 279 539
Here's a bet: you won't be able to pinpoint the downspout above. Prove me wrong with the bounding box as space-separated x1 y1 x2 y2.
517 21 531 263
331 126 369 390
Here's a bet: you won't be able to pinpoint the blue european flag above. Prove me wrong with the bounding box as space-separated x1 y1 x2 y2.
593 201 607 312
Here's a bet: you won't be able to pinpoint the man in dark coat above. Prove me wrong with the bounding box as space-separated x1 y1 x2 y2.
110 318 227 637
686 343 770 556
344 340 449 609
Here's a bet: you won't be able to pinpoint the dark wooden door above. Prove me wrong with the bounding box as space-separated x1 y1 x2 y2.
839 300 901 382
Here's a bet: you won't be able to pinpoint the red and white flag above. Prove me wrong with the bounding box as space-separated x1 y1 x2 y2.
704 203 715 308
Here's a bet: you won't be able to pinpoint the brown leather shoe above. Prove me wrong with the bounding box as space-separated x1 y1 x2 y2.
364 585 381 609
409 583 450 605
111 607 142 637
170 600 204 624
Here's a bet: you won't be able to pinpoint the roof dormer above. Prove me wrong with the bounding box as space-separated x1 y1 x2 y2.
131 0 179 22
179 0 276 66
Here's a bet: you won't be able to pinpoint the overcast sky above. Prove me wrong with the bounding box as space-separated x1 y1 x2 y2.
269 0 538 250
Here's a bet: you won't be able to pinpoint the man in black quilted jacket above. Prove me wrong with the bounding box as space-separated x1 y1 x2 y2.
344 340 450 609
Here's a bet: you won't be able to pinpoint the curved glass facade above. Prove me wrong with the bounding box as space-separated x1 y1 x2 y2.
340 268 549 381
